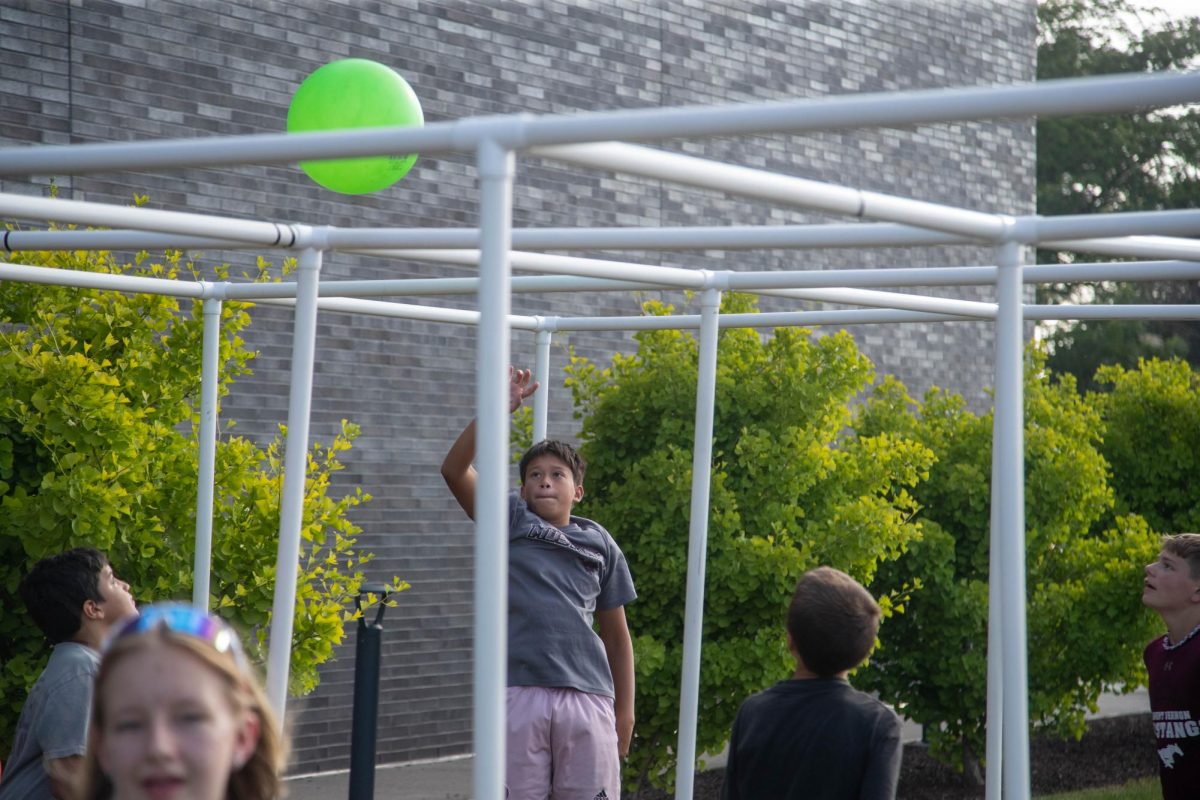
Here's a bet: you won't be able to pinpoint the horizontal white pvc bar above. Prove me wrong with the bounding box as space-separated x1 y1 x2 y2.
2 72 1198 176
732 266 997 289
0 256 977 329
252 290 965 330
8 216 1197 258
368 249 989 317
0 260 531 328
265 257 1200 295
0 122 459 177
1025 304 1200 321
0 222 967 252
1034 210 1200 241
254 296 541 330
0 193 300 245
361 248 709 288
729 261 1200 289
530 142 1009 241
524 71 1200 147
3 229 253 252
1043 236 1200 261
550 308 967 331
0 260 206 297
229 261 1200 301
5 255 1196 327
759 287 996 318
1026 260 1200 283
8 247 1199 310
330 222 971 251
262 300 1200 329
222 274 663 300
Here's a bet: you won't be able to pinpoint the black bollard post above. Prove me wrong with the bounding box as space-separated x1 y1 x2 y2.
349 581 392 800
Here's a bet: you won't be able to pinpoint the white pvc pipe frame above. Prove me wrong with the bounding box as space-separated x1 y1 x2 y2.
3 71 1199 800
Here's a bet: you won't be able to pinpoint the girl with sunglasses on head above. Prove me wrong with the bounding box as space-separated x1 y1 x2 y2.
82 604 287 800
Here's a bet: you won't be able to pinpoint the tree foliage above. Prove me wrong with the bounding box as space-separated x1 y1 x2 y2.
1037 0 1200 386
0 229 403 753
1092 357 1200 533
1038 0 1200 219
854 350 1159 776
565 295 933 793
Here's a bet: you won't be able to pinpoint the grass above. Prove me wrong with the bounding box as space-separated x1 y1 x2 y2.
1037 777 1158 799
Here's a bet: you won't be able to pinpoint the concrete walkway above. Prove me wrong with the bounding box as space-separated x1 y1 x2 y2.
284 689 1149 800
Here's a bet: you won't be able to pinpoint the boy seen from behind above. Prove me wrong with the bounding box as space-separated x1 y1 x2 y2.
722 566 901 800
0 547 138 800
441 367 636 800
1142 533 1200 799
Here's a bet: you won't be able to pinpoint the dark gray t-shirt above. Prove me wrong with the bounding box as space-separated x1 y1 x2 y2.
722 678 902 800
507 491 637 697
0 642 100 800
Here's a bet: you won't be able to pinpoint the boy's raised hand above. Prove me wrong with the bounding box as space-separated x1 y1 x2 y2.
509 366 539 413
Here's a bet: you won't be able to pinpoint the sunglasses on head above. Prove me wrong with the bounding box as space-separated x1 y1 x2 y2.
106 602 248 669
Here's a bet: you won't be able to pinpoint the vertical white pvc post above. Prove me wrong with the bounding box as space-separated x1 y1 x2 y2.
674 286 722 800
985 433 1002 800
993 240 1029 799
265 245 323 724
533 328 552 443
474 139 516 800
192 296 222 610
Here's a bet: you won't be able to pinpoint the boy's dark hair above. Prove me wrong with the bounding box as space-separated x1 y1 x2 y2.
519 439 586 485
1162 533 1200 580
787 566 881 678
19 547 109 644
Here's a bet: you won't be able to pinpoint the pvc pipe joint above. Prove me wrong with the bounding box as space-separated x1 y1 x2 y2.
290 225 329 252
699 270 730 293
999 215 1035 245
453 115 534 154
197 281 227 302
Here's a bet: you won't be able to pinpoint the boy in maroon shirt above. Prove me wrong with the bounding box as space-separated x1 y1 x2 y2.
1142 533 1200 799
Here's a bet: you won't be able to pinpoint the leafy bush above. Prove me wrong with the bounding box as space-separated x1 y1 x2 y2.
565 294 932 792
0 230 402 752
1092 358 1200 533
855 350 1159 778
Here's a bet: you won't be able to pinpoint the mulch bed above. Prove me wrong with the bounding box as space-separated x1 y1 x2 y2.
631 713 1157 799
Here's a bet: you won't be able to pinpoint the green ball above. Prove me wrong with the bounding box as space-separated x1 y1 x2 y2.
287 59 424 195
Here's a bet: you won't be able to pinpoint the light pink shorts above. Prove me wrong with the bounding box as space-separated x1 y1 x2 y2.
506 686 620 800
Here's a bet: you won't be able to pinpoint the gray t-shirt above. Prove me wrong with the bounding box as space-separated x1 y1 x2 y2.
507 491 637 697
0 642 99 800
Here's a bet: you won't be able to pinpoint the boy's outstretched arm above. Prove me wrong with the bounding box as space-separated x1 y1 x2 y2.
597 605 635 757
441 418 479 520
440 366 538 521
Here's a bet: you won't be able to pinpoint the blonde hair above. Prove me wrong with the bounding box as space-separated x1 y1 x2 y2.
83 625 287 800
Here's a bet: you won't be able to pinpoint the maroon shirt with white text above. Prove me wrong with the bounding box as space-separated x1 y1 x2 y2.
1145 631 1200 799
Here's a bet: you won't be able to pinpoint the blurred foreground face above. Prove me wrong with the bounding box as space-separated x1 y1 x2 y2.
96 641 254 800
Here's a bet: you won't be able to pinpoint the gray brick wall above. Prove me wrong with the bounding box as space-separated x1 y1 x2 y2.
2 0 1035 773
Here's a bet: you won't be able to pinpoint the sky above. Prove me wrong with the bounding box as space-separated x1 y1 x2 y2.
1137 1 1195 20
1127 0 1198 23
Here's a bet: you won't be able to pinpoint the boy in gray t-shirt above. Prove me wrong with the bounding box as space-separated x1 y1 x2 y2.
442 367 636 799
0 548 138 800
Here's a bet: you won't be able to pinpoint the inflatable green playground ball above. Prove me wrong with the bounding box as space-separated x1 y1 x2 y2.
287 59 424 194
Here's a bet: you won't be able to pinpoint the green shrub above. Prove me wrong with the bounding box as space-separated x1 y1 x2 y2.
0 228 403 753
1092 358 1200 533
565 294 932 793
855 350 1158 777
